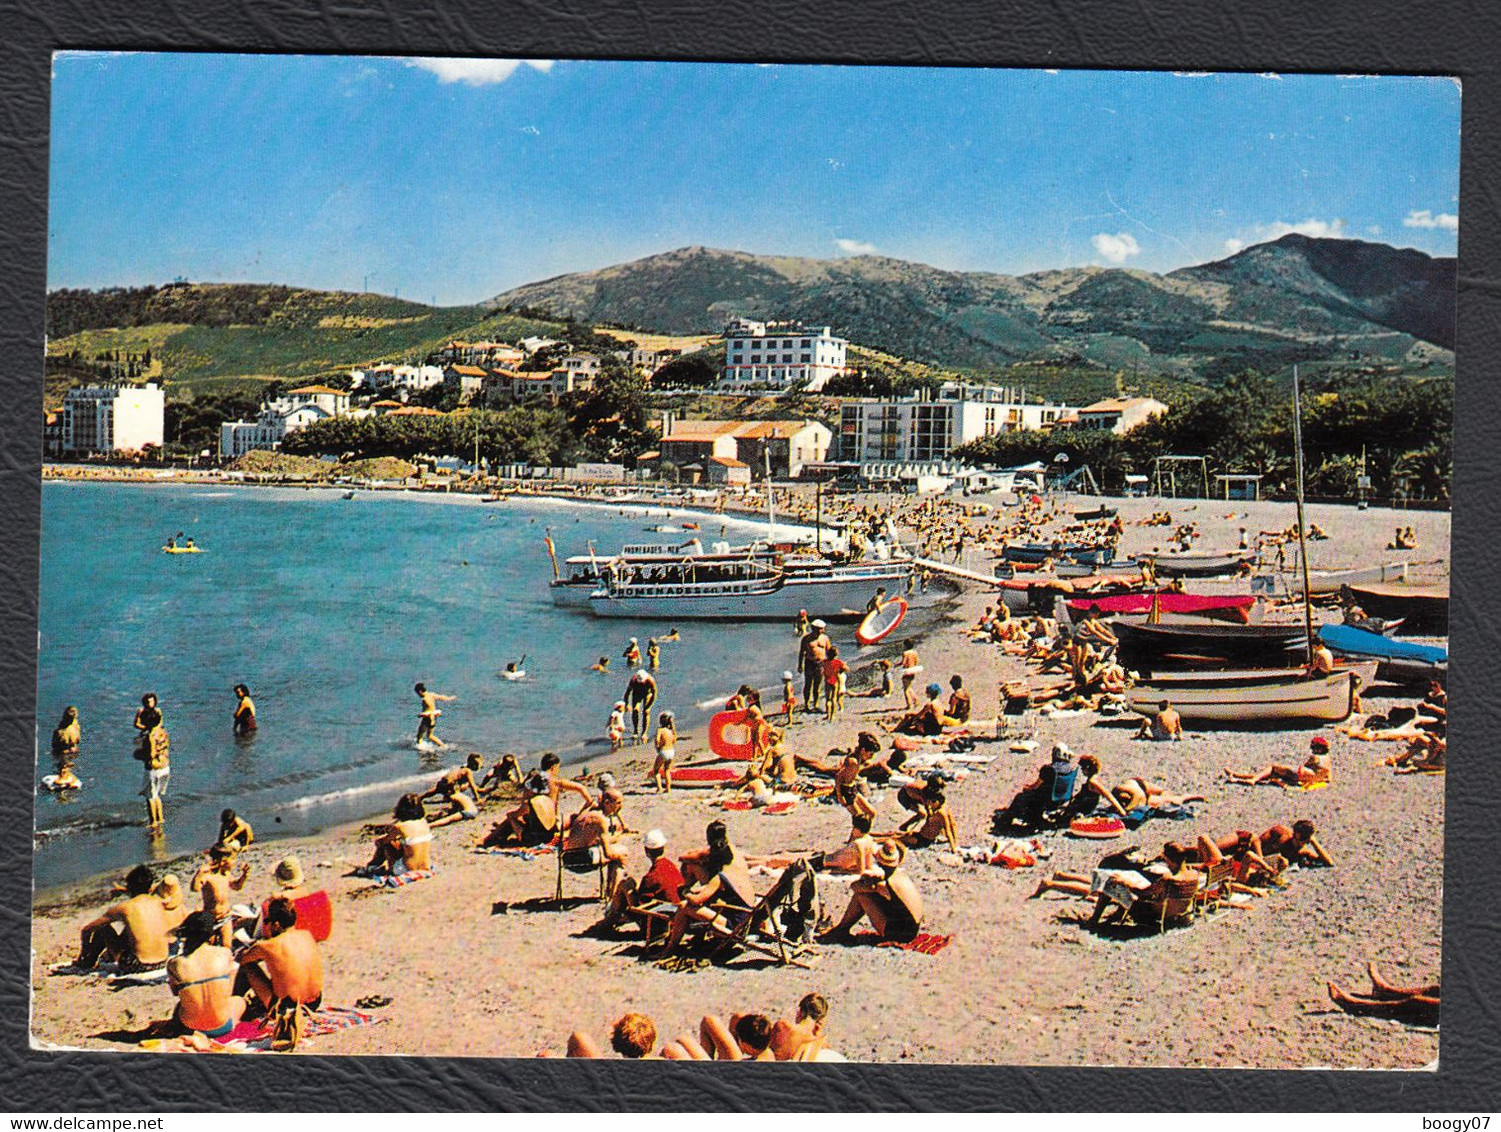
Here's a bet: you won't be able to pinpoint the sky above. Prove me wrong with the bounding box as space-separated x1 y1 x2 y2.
48 54 1461 307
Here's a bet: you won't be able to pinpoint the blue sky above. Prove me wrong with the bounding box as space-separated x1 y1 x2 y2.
48 54 1460 306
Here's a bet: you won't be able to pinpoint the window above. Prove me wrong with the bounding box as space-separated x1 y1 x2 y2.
801 353 811 362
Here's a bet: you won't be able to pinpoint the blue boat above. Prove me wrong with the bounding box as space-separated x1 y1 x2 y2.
1318 624 1447 685
1003 543 1114 566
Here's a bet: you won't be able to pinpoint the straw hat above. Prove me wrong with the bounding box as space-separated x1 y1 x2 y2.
811 618 827 629
155 873 183 911
875 841 906 871
274 856 305 889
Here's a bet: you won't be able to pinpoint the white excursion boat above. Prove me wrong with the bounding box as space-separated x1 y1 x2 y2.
547 538 748 610
1127 668 1361 725
584 553 913 621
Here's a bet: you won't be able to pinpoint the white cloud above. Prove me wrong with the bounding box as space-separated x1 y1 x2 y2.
405 58 554 87
1403 209 1458 232
1260 217 1347 240
1223 238 1245 254
835 238 878 256
1090 231 1141 264
1366 224 1383 236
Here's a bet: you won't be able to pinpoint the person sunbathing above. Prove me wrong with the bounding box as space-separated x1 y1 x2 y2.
829 754 877 823
565 1012 662 1059
1030 845 1159 901
362 793 433 874
421 754 483 806
1107 775 1204 813
887 778 960 851
1063 756 1132 820
1327 963 1439 1026
74 863 171 973
819 840 923 944
234 896 324 1017
161 910 246 1041
1257 819 1334 867
770 993 831 1061
696 1013 776 1060
811 812 879 876
1388 731 1446 773
886 683 960 737
1341 706 1426 742
478 754 522 795
425 778 480 827
602 828 684 930
481 773 558 848
659 822 757 953
1225 736 1332 788
1135 699 1184 741
561 788 630 893
1079 843 1199 926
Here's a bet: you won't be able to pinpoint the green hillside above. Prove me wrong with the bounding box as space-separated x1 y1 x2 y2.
44 284 569 406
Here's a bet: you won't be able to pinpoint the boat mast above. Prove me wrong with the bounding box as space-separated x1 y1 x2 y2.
764 447 776 545
1291 365 1315 666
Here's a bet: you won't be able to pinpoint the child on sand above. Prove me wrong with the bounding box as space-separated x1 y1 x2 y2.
780 671 797 726
650 711 677 794
608 702 627 752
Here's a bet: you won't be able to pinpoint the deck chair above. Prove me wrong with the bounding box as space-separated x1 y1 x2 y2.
1193 859 1237 916
641 865 819 968
1133 874 1202 933
554 840 611 902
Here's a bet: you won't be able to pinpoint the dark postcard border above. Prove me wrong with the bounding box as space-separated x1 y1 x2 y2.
2 0 1496 1112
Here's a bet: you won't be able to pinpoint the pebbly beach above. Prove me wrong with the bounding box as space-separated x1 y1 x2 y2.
29 483 1448 1069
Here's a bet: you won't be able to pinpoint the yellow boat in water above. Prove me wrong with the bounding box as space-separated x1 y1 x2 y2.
161 545 204 554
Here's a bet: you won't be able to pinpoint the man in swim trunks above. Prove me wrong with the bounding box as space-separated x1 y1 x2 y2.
946 674 972 724
75 864 170 973
192 845 251 947
232 684 257 735
1135 699 1183 741
624 669 658 740
235 897 324 1017
799 620 831 714
164 911 245 1041
820 840 923 944
421 754 484 805
898 639 921 710
562 788 630 893
413 683 456 746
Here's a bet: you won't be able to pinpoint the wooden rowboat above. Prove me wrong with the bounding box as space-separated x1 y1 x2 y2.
1134 549 1257 578
1345 582 1449 634
1128 669 1360 725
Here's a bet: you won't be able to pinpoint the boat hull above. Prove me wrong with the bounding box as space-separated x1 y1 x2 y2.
1129 669 1358 725
1137 550 1255 578
1345 583 1449 634
1294 561 1409 597
1115 620 1306 672
587 565 913 621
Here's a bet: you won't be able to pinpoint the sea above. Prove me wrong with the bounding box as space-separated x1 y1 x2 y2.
34 482 946 891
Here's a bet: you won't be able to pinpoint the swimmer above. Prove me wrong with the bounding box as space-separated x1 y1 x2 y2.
502 656 527 681
590 656 611 674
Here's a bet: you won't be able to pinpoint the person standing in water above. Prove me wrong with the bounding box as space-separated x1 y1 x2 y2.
232 685 257 735
413 683 456 747
52 706 81 766
647 639 661 671
624 669 658 741
131 694 171 828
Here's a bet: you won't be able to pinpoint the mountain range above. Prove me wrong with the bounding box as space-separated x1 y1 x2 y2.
489 235 1455 380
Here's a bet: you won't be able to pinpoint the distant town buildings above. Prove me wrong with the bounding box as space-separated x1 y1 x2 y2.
1071 396 1170 435
351 363 445 393
62 383 165 456
652 416 833 480
838 383 1075 467
721 319 848 391
218 385 352 459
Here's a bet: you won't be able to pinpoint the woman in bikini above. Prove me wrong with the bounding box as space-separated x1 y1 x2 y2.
164 911 246 1041
364 794 433 874
660 823 757 953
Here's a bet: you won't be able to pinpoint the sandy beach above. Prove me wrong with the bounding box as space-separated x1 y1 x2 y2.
29 490 1448 1068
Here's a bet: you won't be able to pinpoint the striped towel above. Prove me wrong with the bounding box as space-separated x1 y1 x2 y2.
374 867 436 888
471 844 555 858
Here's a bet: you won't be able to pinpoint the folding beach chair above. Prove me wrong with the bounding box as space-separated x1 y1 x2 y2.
1193 859 1237 916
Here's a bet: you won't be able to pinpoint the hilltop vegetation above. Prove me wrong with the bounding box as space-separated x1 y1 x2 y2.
43 284 570 404
490 236 1455 381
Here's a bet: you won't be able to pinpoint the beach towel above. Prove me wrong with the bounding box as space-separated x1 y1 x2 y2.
139 1005 384 1054
1120 803 1196 830
718 797 799 815
852 931 952 955
371 867 437 888
471 844 555 858
50 961 168 985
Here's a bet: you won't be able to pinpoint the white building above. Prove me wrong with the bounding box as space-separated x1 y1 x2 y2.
218 385 350 458
839 384 1074 465
1073 396 1169 435
351 364 444 393
721 320 847 391
62 383 165 456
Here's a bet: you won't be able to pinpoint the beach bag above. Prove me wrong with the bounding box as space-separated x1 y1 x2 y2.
269 998 311 1052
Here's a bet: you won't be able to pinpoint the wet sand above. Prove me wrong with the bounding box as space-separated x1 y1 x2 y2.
29 493 1447 1067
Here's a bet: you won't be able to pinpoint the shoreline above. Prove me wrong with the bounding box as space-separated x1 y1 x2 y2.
31 486 1447 1066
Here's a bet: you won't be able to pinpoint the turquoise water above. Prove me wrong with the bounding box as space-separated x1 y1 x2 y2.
36 483 907 890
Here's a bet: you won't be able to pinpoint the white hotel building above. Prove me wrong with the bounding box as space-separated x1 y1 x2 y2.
219 385 352 459
62 383 165 456
721 319 847 391
839 383 1075 467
